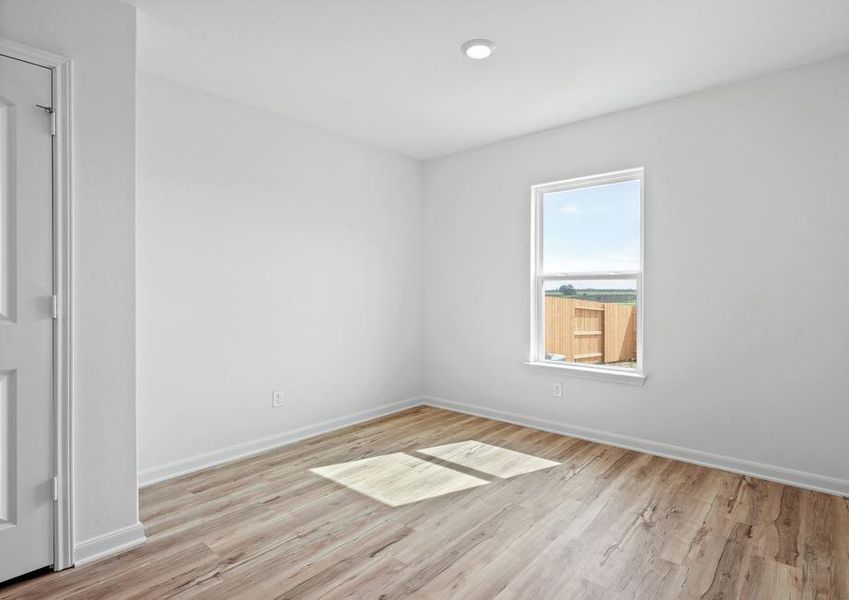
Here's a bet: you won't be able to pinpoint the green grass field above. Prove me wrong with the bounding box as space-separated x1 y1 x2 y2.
545 289 637 304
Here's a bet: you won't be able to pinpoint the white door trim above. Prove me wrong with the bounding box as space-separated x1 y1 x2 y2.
0 37 74 572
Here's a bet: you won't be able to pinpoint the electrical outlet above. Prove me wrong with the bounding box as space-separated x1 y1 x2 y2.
271 390 284 408
552 382 563 398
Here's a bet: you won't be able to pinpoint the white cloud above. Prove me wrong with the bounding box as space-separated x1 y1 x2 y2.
545 245 640 273
555 203 616 216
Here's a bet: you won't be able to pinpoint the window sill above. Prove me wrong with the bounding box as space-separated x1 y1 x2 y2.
523 361 646 385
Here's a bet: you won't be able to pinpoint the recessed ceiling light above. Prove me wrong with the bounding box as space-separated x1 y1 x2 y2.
461 39 495 60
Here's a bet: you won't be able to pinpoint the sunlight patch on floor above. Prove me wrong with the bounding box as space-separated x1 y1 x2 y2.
417 440 560 478
310 452 489 506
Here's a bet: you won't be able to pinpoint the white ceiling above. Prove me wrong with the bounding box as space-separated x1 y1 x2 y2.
131 0 849 159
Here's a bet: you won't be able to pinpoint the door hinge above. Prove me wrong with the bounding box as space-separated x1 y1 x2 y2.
52 294 59 319
36 104 57 136
52 477 59 502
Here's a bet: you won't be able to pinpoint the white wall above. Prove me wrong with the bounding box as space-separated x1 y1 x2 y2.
137 73 423 481
0 0 140 555
424 55 849 491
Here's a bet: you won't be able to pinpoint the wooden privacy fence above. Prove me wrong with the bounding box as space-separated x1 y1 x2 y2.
545 296 637 364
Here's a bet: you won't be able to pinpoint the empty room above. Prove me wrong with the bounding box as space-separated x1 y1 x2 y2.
1 0 848 598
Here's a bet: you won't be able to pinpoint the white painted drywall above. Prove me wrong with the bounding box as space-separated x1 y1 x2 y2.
424 55 849 485
131 0 849 159
137 73 423 477
0 0 140 550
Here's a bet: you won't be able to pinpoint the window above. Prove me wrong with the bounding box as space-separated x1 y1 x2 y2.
530 168 644 382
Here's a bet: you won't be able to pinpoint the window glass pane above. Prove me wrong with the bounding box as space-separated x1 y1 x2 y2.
544 279 638 370
542 179 640 273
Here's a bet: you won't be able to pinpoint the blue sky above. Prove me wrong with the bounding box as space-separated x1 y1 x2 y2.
543 179 640 290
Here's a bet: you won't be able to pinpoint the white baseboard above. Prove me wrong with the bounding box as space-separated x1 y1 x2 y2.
423 395 849 498
74 521 147 567
137 393 849 498
138 396 422 487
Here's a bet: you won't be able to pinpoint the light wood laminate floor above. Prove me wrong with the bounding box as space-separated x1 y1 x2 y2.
2 406 847 599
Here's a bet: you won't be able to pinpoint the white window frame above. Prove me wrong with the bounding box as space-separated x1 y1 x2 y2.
527 167 645 385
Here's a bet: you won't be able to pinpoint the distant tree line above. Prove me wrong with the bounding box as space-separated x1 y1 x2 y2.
547 284 637 305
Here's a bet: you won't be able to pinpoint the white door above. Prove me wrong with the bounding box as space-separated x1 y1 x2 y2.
0 54 55 581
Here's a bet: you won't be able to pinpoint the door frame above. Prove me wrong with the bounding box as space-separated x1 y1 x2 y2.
0 37 74 572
